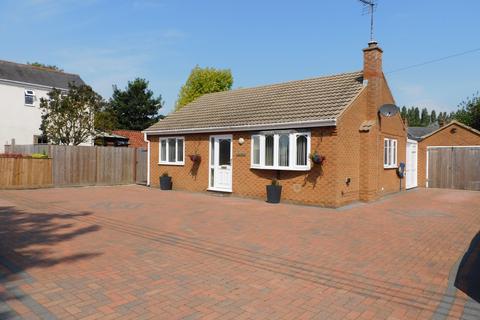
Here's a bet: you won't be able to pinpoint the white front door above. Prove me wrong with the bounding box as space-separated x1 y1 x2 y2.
209 135 233 192
406 139 418 189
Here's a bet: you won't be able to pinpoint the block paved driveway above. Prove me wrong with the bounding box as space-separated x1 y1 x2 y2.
0 186 479 320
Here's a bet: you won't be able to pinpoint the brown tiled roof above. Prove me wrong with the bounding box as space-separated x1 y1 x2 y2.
112 130 147 148
145 71 365 134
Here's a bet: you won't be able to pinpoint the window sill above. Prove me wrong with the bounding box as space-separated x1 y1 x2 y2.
159 162 184 166
251 165 311 172
24 104 35 107
384 165 398 169
207 187 232 193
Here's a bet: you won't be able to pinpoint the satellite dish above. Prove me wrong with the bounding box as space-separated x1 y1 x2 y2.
378 104 399 117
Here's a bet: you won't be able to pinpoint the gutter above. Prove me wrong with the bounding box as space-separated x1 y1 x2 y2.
0 78 70 91
142 119 337 136
144 133 150 186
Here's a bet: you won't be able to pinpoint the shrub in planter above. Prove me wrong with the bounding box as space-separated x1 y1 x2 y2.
159 172 172 190
266 179 282 204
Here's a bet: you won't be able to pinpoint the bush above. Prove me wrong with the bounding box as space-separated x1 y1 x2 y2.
31 153 48 159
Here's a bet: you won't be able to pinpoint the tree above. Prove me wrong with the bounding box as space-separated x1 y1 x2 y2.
430 110 437 124
413 107 420 126
108 78 163 131
452 93 480 130
400 106 443 127
40 84 103 145
400 106 407 121
28 62 63 72
175 66 233 110
420 108 430 126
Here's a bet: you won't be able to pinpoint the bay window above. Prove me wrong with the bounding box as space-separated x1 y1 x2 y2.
251 131 311 171
160 137 184 165
384 138 397 168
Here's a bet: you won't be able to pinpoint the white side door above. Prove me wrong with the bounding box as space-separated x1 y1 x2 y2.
406 139 418 189
209 135 232 192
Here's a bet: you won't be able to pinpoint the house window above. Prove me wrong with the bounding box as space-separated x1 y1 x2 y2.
384 138 397 168
251 132 311 171
252 136 260 165
25 90 35 106
159 137 184 165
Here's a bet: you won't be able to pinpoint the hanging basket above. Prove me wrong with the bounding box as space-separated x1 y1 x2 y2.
189 154 201 162
309 152 326 165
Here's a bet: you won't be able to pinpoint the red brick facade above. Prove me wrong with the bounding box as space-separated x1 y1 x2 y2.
417 122 480 187
146 44 407 207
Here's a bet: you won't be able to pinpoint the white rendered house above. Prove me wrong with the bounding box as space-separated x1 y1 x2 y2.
0 60 85 151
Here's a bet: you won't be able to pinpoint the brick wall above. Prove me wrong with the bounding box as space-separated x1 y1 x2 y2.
417 123 480 187
148 127 341 207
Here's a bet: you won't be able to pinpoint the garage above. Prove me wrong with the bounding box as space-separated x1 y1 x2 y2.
408 120 480 189
427 146 480 191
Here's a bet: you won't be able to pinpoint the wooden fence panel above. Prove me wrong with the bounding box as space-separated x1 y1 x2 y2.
428 147 480 191
136 148 148 185
0 158 52 189
96 147 136 185
3 144 139 187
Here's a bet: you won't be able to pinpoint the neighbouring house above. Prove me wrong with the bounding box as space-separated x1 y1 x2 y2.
112 130 148 148
408 120 480 188
144 42 408 207
0 60 85 151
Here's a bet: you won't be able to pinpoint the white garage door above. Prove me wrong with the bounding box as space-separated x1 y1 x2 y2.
406 139 418 189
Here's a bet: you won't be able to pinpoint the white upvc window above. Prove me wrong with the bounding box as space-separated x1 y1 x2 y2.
24 90 35 106
384 138 397 168
159 137 184 165
251 131 311 171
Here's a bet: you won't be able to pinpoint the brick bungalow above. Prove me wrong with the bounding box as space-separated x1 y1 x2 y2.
408 120 480 188
144 42 408 207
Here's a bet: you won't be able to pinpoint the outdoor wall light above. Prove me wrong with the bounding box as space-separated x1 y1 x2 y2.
238 137 245 145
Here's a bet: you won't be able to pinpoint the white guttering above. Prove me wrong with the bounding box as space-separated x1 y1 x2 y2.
142 119 337 135
144 133 151 186
0 78 69 91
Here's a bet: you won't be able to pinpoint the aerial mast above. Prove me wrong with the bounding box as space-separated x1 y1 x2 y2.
358 0 377 43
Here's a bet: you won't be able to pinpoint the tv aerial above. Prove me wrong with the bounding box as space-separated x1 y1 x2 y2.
358 0 377 42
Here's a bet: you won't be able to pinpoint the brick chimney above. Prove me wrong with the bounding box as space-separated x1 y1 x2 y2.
363 41 383 119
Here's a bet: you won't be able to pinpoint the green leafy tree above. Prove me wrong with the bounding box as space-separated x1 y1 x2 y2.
94 104 118 133
420 108 430 126
108 78 163 131
413 107 421 126
40 84 102 145
28 62 63 72
175 66 233 110
400 106 407 121
452 93 480 130
430 110 437 124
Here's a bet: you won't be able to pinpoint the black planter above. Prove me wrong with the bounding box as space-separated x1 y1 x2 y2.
160 176 172 190
266 185 282 204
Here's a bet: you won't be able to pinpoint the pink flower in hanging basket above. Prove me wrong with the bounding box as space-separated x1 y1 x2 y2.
189 154 201 162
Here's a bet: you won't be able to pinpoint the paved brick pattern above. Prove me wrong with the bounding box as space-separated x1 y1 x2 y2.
0 186 479 319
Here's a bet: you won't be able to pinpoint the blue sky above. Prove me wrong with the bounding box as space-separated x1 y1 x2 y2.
1 0 479 114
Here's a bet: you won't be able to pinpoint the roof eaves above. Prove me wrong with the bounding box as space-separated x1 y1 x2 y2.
419 120 480 141
143 119 337 135
0 78 69 91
